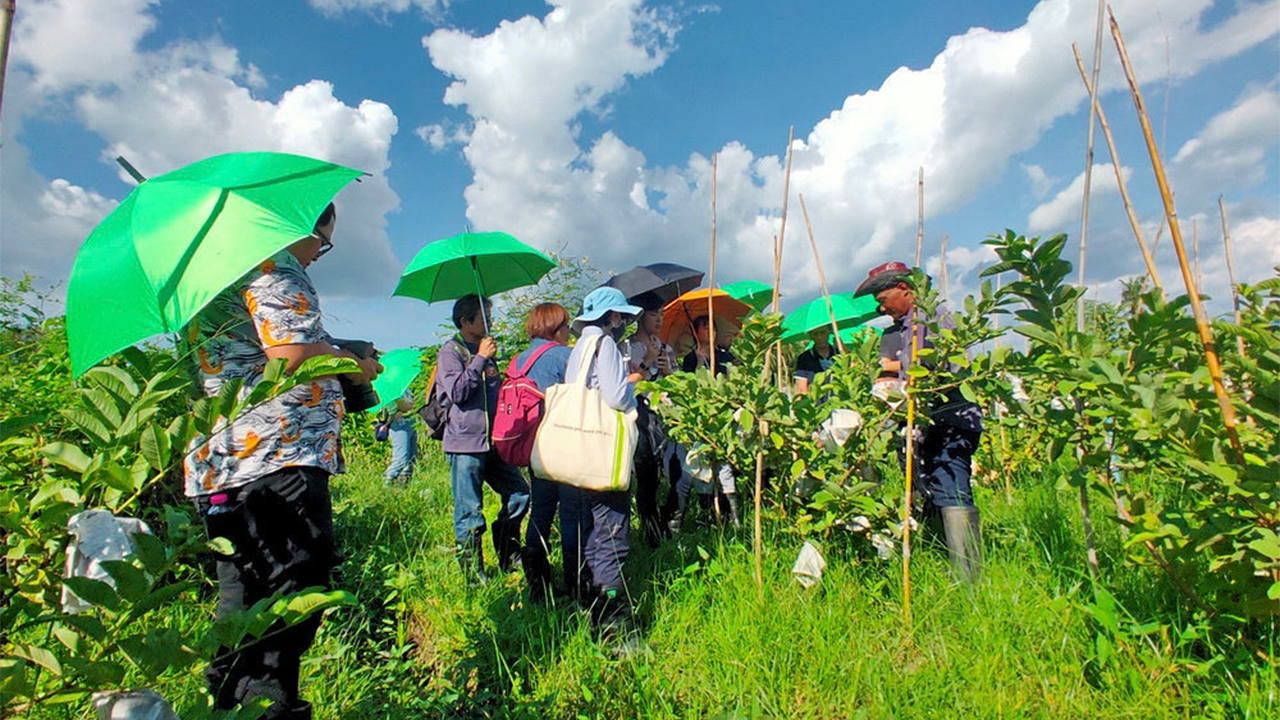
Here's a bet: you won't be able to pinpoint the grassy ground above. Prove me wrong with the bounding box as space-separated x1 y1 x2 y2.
27 441 1276 719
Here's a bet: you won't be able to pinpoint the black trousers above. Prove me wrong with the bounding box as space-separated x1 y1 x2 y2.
633 399 665 536
196 466 335 717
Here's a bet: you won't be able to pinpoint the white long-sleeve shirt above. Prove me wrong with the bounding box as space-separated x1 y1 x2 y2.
565 326 636 412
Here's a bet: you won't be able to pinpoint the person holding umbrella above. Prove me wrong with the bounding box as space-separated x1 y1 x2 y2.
793 328 839 396
437 294 531 586
856 261 984 582
184 202 382 720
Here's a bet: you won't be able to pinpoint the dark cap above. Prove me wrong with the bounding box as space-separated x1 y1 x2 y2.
854 261 913 297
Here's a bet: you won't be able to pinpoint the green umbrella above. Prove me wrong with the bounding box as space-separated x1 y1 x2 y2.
722 279 774 312
780 293 880 344
392 232 555 303
838 324 883 346
370 348 424 414
66 152 364 377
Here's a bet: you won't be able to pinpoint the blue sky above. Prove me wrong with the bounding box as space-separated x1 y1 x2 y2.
2 0 1277 355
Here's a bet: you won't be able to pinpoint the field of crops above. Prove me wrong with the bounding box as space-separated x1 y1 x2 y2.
1 231 1277 718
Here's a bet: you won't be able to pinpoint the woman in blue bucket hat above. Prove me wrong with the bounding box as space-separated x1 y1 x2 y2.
563 286 646 656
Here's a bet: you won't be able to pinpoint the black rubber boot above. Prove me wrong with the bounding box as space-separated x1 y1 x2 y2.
492 521 522 573
940 506 982 583
696 493 715 527
590 588 642 658
456 538 489 587
521 546 555 605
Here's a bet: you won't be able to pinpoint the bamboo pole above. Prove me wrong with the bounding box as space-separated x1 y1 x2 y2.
1192 218 1202 291
1071 43 1164 298
1076 0 1108 334
799 194 846 354
773 128 795 391
1151 216 1166 255
1110 9 1245 464
1219 196 1246 358
914 168 925 268
940 233 950 305
708 154 718 381
901 323 921 630
0 0 15 120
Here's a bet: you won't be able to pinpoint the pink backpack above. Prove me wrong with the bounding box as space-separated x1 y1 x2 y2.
492 342 560 467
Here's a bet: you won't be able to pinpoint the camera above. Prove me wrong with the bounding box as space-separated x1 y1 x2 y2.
331 338 380 413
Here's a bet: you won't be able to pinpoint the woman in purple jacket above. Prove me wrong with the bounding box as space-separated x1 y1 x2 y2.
437 294 530 586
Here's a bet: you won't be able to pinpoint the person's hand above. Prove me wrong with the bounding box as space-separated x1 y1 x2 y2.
654 351 672 375
477 336 498 359
352 354 383 385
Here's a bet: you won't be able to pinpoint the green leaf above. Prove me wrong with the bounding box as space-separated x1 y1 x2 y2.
12 645 61 676
39 442 93 473
1248 530 1280 561
101 560 151 602
62 577 122 613
83 365 139 399
130 533 169 575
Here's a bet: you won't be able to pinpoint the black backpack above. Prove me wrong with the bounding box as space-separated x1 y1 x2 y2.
418 339 470 441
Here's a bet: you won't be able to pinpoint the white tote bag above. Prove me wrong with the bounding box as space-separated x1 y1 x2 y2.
531 334 638 491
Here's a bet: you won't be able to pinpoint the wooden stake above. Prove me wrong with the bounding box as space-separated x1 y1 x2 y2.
1110 9 1245 464
914 168 925 268
773 128 795 391
1192 218 1202 291
940 233 950 305
708 154 718 377
1071 43 1164 298
799 194 846 354
0 0 15 119
1077 0 1108 334
901 324 921 630
1219 196 1246 359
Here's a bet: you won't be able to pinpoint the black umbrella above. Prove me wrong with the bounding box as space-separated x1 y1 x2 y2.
603 263 705 309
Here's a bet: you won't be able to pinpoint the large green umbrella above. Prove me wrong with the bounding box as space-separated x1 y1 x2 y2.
370 348 424 414
67 152 364 377
392 232 555 303
722 279 774 312
780 293 880 344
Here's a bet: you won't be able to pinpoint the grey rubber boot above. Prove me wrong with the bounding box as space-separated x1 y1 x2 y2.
940 506 982 583
723 493 742 530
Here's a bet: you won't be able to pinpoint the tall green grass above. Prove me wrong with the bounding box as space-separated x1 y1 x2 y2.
26 443 1275 718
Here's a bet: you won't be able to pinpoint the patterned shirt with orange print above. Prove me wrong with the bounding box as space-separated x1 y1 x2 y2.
181 250 345 497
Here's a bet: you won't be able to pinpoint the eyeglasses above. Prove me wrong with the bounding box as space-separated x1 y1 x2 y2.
313 228 334 259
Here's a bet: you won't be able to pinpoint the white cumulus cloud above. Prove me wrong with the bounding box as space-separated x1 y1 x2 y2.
419 0 1279 307
1 0 405 298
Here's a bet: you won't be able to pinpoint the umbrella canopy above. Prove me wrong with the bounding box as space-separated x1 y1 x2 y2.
369 347 424 414
659 288 753 347
780 293 880 344
67 152 365 377
722 280 775 312
392 232 555 303
838 324 883 346
603 263 704 307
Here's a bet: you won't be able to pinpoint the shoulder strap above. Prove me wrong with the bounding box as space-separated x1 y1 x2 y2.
514 341 560 377
570 333 603 386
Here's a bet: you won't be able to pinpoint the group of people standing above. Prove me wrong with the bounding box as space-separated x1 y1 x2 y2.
180 204 983 718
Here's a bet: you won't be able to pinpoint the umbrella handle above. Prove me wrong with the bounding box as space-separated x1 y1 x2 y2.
469 256 491 335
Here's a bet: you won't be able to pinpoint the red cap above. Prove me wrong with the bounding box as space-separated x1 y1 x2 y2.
854 261 913 297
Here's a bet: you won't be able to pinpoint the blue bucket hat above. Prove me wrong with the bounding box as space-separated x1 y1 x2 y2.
574 287 642 330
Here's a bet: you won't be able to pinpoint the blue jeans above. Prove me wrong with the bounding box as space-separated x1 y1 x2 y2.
447 450 530 545
526 474 591 580
917 423 980 509
583 489 630 592
383 418 417 482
